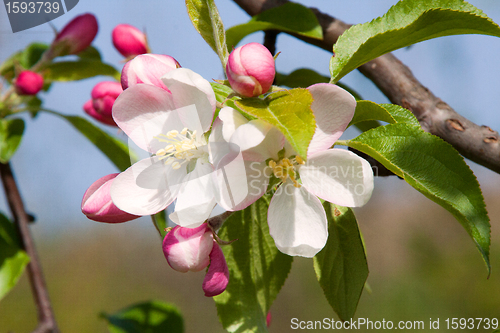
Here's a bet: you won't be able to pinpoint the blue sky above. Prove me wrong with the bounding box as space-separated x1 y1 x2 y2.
1 0 500 234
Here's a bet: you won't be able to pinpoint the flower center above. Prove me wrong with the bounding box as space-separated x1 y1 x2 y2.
155 128 207 170
268 156 305 188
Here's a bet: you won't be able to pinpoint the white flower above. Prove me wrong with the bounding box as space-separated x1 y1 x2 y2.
216 83 374 257
110 68 221 227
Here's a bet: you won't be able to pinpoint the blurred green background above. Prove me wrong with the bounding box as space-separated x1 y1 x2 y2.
1 177 499 332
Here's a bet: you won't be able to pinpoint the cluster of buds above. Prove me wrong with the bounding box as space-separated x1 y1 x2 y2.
163 223 229 297
8 13 99 99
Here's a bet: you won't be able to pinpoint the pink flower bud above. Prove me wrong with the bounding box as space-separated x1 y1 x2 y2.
82 173 140 223
226 42 275 97
53 13 98 55
163 224 214 273
83 81 122 126
202 242 229 297
112 24 149 58
14 70 44 95
121 54 180 90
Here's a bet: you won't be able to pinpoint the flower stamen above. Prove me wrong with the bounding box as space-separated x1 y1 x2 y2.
268 156 304 188
154 128 207 170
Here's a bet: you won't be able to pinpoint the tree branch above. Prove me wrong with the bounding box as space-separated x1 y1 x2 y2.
232 0 500 174
0 162 59 333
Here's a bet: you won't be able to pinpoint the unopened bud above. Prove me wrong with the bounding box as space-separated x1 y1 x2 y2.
52 13 98 55
162 223 214 273
112 24 149 58
83 81 122 126
14 70 43 95
226 42 275 97
81 173 140 223
121 54 180 90
202 242 229 297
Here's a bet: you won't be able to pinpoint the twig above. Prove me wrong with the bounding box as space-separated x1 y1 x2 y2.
0 162 59 333
232 0 500 174
263 30 279 56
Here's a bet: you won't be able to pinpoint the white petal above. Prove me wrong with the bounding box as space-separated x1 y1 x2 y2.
213 159 270 211
112 84 182 153
219 107 249 141
169 161 217 227
300 149 374 207
110 157 185 215
307 84 356 157
161 68 215 133
268 180 328 257
230 122 284 161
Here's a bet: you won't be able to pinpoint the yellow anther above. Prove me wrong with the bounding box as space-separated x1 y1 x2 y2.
172 161 181 170
167 130 179 138
295 156 305 164
181 127 188 135
268 157 302 187
156 149 166 156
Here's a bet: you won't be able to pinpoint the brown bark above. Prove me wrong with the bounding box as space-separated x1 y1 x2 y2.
233 0 500 173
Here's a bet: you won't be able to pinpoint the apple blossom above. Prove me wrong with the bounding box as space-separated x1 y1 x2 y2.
14 70 44 95
215 83 374 257
162 223 229 297
83 81 123 126
52 13 98 56
226 42 275 97
112 24 149 58
110 67 223 227
121 54 180 90
81 173 140 223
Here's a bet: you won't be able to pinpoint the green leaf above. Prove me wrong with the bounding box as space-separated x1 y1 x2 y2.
214 196 293 333
275 68 363 100
153 210 168 239
349 101 419 128
43 60 120 82
43 111 134 172
342 124 491 273
235 88 315 158
0 42 49 81
20 43 49 69
275 68 329 88
226 3 323 49
330 0 500 82
101 300 184 333
77 46 102 61
186 0 229 68
314 204 368 321
0 118 25 163
0 213 30 301
211 81 236 104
